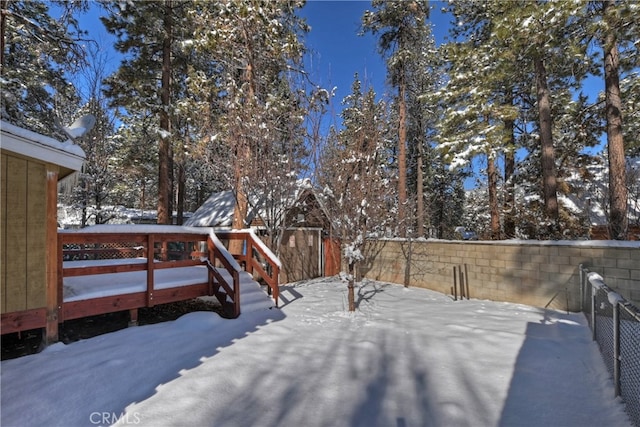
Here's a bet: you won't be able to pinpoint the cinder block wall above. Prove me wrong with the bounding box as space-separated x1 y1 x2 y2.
360 239 640 312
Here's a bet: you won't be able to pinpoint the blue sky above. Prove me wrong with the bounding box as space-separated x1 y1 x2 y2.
299 0 452 117
70 0 606 188
74 1 452 112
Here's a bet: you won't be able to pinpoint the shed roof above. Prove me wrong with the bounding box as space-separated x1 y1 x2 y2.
184 191 242 228
1 120 85 177
185 183 333 230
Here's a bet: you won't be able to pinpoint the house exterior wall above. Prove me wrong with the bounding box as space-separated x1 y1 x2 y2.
361 239 640 311
1 151 48 314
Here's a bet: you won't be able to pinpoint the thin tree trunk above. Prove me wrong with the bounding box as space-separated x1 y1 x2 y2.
403 237 412 287
603 0 627 240
348 262 355 311
398 78 408 237
488 153 500 239
436 164 445 239
504 113 516 238
168 140 174 223
534 56 559 230
230 54 254 254
176 161 185 225
157 0 172 225
416 139 424 237
0 2 7 74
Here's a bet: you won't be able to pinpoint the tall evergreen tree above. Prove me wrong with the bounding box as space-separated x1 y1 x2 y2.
188 0 309 250
591 0 638 239
362 0 430 238
402 8 441 237
61 44 119 226
441 0 598 239
101 0 191 224
1 0 87 135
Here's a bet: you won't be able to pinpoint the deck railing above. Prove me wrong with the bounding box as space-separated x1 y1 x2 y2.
58 227 247 322
216 229 281 306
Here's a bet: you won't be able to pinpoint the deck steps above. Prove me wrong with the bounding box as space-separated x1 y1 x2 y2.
214 270 275 314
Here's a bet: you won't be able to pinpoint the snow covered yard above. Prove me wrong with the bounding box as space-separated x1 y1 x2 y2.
1 278 631 427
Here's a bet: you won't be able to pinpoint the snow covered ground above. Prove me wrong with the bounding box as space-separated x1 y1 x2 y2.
1 278 631 427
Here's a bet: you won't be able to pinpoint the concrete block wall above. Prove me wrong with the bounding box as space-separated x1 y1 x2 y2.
361 239 640 312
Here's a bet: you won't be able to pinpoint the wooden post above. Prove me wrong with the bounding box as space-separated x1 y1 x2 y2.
464 264 470 300
273 264 280 307
245 235 253 275
453 266 458 301
45 166 59 344
233 270 241 317
146 234 155 306
129 308 138 327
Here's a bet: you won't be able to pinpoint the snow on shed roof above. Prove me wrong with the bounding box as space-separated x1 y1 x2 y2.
184 191 238 227
185 181 325 229
1 120 85 174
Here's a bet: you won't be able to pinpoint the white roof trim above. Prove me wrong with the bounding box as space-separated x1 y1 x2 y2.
1 121 85 171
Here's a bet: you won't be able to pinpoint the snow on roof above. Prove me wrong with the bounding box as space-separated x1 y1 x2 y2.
184 191 238 227
185 181 328 229
561 157 640 226
0 120 85 173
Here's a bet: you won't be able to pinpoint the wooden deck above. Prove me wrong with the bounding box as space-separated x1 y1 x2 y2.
1 226 280 340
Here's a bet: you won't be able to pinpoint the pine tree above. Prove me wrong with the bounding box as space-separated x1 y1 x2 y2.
435 28 518 239
101 0 184 223
590 0 638 239
403 9 441 238
441 0 599 239
1 0 87 135
188 0 309 251
362 0 430 238
60 44 119 226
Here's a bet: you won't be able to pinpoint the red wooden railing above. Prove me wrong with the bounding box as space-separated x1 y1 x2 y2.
215 229 281 306
57 227 281 325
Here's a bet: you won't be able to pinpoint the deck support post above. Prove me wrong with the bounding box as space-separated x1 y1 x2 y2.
128 308 139 327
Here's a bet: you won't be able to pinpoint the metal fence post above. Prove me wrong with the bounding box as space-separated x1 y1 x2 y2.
591 284 597 342
613 301 621 397
579 264 584 312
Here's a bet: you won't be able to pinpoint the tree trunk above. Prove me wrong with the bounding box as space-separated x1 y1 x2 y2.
403 237 412 287
603 0 627 240
230 151 248 254
504 113 516 238
0 2 7 74
176 161 185 225
534 56 559 230
347 262 356 311
229 57 254 254
168 140 174 223
397 78 408 237
436 165 445 239
157 0 172 225
416 138 424 237
488 153 500 239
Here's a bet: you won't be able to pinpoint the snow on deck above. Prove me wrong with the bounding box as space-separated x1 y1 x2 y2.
62 259 274 313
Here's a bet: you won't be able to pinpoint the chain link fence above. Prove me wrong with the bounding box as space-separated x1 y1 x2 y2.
581 265 640 427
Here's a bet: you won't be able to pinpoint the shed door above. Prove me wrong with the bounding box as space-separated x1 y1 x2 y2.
323 238 340 277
